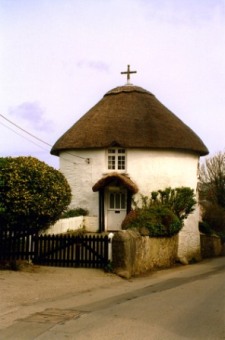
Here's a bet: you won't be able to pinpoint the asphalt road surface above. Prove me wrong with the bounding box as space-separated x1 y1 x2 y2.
1 257 225 339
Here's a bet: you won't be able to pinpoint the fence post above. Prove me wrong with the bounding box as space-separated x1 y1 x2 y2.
108 232 114 262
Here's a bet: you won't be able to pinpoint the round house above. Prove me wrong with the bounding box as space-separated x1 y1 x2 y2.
51 81 208 262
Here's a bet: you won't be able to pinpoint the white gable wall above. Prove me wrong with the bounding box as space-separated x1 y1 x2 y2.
59 148 201 262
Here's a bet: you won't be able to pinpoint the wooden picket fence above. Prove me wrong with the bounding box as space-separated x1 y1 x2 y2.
0 229 110 269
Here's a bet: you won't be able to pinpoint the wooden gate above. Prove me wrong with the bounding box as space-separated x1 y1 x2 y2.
34 234 110 268
0 230 110 269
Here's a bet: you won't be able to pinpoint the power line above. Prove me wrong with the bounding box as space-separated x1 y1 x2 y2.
0 121 84 166
0 114 51 146
0 121 50 152
0 121 69 164
0 113 88 161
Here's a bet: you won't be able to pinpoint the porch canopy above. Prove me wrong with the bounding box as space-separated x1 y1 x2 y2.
92 172 138 194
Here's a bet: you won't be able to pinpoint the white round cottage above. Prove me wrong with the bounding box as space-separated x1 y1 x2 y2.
51 83 208 262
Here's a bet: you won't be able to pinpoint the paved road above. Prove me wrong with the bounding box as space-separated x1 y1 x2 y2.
1 257 225 339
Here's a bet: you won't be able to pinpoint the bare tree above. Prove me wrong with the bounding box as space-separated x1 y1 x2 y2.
198 152 225 237
199 151 225 208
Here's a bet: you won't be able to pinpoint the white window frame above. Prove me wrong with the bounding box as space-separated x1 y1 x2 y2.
107 148 126 171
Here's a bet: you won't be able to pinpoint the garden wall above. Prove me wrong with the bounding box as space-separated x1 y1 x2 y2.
45 216 84 235
112 230 178 279
200 234 223 258
45 216 98 235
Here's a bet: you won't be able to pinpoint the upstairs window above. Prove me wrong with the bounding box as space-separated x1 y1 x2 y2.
108 148 126 170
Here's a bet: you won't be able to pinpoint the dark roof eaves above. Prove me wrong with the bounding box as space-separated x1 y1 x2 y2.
51 145 209 157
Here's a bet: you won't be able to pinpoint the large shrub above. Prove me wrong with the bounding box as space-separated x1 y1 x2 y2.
0 156 71 231
122 206 182 237
122 187 196 237
138 187 196 221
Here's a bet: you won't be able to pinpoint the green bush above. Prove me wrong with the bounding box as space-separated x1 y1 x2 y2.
0 156 71 232
123 187 196 237
61 208 88 219
136 187 196 221
122 206 182 237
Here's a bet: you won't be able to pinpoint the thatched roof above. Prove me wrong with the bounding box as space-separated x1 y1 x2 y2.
92 172 138 194
51 85 208 156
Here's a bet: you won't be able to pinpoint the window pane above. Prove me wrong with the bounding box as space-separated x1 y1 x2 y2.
108 156 115 169
108 149 116 154
118 149 125 154
118 155 125 170
121 193 126 209
115 193 120 209
109 193 114 209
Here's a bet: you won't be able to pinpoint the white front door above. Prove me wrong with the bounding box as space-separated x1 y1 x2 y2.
107 190 127 231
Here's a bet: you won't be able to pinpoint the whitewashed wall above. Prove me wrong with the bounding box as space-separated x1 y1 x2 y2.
60 149 103 216
45 215 99 234
59 148 202 262
45 216 84 235
127 149 198 194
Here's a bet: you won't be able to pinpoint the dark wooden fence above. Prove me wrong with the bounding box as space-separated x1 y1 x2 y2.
0 229 110 269
0 229 36 261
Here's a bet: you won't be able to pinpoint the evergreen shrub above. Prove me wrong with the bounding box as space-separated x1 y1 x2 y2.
122 206 182 237
122 187 196 237
61 208 88 219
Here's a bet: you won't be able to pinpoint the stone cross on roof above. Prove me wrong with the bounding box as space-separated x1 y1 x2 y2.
121 65 137 85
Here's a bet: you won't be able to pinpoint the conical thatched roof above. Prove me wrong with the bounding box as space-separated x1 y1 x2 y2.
51 85 208 156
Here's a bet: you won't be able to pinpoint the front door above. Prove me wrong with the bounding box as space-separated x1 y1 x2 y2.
107 189 127 231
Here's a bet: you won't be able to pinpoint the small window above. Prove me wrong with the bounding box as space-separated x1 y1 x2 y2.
109 192 126 210
108 148 126 170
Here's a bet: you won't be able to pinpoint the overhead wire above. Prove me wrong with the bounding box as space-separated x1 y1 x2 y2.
0 121 78 166
0 121 50 151
0 113 88 162
0 114 51 146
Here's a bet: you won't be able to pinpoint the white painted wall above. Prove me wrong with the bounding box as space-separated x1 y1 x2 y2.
45 215 99 234
127 149 198 193
59 148 201 262
59 149 104 216
45 216 84 235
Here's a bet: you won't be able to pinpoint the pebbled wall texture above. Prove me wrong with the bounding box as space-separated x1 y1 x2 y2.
112 230 179 279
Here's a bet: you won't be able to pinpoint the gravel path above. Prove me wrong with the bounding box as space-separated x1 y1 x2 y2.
0 263 123 330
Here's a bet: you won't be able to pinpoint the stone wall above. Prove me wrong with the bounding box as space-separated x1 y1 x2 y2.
112 230 178 279
200 234 223 258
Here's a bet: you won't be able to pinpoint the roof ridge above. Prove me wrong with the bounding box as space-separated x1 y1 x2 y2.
105 85 153 96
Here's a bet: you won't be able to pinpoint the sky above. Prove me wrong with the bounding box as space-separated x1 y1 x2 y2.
0 0 225 169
